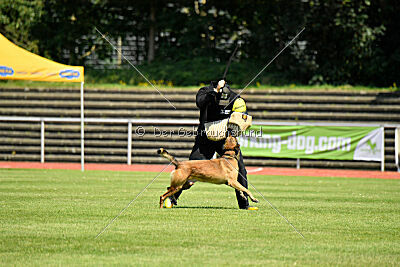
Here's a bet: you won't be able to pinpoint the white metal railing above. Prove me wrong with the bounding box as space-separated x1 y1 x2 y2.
0 116 199 170
0 116 399 171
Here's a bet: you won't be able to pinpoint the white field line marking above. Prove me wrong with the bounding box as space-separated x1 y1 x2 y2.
247 167 264 173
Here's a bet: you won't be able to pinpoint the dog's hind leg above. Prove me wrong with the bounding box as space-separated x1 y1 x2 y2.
159 167 191 208
227 180 259 203
159 186 183 208
160 187 174 208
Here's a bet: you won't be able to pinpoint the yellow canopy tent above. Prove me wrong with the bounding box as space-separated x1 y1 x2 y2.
0 33 86 170
0 33 83 82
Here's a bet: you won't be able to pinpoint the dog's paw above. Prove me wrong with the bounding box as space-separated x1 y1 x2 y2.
251 198 259 203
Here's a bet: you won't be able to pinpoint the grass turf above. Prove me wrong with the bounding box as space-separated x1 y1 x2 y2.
0 79 396 91
0 169 399 265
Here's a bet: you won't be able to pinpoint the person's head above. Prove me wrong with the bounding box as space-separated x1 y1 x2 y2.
232 97 247 113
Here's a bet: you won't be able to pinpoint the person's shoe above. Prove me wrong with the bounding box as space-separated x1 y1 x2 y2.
246 206 259 211
170 196 178 205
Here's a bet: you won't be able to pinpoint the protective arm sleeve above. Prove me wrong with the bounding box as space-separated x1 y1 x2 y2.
196 86 217 109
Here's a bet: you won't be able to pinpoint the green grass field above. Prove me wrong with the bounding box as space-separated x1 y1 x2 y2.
1 169 399 266
0 79 396 92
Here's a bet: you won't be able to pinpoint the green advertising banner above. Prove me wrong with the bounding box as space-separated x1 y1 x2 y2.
238 125 383 161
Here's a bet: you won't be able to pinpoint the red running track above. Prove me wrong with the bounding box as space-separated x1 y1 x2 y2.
0 161 399 179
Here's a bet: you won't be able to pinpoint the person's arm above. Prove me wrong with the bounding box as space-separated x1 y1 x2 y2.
196 80 225 109
196 86 216 109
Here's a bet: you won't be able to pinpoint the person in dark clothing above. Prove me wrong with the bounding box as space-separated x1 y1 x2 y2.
166 80 258 210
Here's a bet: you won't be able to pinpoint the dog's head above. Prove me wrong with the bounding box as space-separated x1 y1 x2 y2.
223 134 240 154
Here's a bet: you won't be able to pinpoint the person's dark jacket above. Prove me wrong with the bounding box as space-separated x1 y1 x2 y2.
195 81 239 136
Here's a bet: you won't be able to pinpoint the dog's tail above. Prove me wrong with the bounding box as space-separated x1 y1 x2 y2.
157 148 179 167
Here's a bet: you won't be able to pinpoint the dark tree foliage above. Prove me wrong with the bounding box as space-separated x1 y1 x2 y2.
0 0 398 86
0 0 43 53
302 0 386 85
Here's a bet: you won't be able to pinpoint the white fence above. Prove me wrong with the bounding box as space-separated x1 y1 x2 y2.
1 116 399 171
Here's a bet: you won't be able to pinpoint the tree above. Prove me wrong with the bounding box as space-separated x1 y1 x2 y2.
147 0 156 63
0 0 44 53
302 0 386 85
3 0 396 86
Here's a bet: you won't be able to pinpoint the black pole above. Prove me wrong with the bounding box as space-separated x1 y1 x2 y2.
222 42 240 80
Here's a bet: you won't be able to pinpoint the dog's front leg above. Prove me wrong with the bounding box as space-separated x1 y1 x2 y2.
239 191 246 200
227 180 259 203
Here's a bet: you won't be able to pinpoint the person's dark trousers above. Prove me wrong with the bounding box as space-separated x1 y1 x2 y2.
172 135 250 209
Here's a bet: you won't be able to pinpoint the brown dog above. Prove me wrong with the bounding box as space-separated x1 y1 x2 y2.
157 135 258 208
